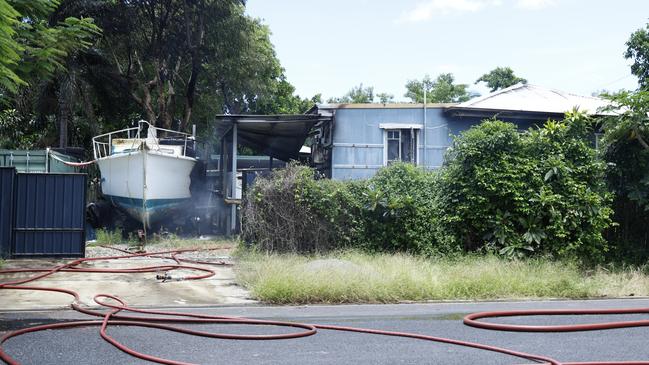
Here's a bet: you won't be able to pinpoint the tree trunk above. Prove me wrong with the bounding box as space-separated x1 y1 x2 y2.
57 74 74 148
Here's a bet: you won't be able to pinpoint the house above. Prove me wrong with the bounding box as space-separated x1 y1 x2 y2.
308 84 610 180
211 84 609 234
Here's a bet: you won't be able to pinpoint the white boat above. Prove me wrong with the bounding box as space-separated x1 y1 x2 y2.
92 121 197 228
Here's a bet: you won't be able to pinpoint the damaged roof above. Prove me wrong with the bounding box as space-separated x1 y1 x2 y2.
213 114 331 161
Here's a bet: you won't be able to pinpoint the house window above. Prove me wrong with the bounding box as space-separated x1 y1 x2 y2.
386 128 417 164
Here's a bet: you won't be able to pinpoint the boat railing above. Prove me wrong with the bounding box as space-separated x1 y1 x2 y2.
92 121 193 160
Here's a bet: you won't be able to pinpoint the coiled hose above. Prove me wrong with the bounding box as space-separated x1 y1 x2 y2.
0 248 646 365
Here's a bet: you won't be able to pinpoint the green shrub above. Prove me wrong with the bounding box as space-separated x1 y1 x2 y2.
435 112 612 262
95 228 123 245
243 163 440 254
242 163 363 252
358 162 439 254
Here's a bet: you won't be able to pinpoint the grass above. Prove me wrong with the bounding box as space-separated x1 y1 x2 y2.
234 250 649 304
91 228 235 251
94 228 125 246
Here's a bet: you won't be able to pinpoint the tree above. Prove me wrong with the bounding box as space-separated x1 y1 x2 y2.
0 0 99 95
327 83 375 103
0 0 100 148
600 90 649 262
98 1 309 132
625 23 649 90
99 1 250 130
475 67 527 92
252 75 322 114
376 92 394 103
404 73 470 103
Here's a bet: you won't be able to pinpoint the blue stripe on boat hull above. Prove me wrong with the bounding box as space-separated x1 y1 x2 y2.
105 195 189 226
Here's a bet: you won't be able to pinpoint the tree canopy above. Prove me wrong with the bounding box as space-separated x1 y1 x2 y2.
0 0 99 94
404 73 470 103
327 83 375 103
475 67 527 92
0 0 320 149
625 23 649 90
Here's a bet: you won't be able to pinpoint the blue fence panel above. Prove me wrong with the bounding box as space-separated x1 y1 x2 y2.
12 173 86 257
0 167 15 258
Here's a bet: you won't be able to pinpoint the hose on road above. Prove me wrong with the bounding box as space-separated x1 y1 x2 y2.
0 247 646 365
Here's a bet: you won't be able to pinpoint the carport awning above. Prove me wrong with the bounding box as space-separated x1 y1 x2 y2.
213 114 331 161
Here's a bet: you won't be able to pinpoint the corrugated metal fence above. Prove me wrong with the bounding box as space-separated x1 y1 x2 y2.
0 168 14 258
0 167 86 258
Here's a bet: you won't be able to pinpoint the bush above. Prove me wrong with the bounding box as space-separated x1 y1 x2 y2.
358 163 439 254
242 163 439 254
435 112 612 262
241 163 362 253
95 228 124 245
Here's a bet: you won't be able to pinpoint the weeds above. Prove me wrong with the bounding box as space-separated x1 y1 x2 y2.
235 250 648 304
94 229 124 246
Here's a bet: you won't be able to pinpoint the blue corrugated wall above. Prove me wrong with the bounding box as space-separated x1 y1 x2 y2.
328 106 543 180
0 169 86 258
12 173 86 257
330 107 452 180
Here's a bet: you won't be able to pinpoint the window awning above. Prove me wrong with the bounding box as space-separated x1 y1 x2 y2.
379 123 423 129
213 114 331 161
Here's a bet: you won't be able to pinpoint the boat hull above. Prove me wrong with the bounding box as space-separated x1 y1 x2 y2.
97 149 196 227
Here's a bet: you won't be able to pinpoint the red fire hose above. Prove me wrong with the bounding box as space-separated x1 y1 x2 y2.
0 248 647 365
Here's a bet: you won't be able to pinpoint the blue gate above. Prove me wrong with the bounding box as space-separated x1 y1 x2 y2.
0 168 86 258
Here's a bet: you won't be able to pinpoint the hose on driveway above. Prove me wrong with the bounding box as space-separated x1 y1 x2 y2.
0 247 646 365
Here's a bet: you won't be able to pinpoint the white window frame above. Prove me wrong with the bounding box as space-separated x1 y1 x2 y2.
382 127 421 166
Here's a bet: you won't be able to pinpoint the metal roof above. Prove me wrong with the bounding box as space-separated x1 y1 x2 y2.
213 114 331 161
317 103 455 109
452 83 611 115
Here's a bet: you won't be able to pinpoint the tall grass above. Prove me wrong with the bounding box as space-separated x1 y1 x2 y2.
94 229 124 245
235 250 648 304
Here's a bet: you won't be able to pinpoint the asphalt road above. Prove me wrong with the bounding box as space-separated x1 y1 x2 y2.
2 299 649 364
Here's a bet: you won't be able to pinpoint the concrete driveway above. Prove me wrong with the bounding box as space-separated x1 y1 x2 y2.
0 245 256 311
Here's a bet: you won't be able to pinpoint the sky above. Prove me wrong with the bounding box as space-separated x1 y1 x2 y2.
245 0 649 102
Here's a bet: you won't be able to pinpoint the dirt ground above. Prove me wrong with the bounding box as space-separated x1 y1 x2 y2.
0 244 256 311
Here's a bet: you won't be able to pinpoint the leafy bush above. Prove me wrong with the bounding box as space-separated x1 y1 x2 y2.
241 163 362 253
243 163 439 254
600 91 649 263
358 163 439 254
95 228 123 245
435 112 612 262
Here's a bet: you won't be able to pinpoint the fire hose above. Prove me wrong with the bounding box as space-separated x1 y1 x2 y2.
1 248 648 365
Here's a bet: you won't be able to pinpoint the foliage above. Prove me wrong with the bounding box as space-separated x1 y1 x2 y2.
435 113 612 262
0 0 99 95
95 0 315 132
376 92 394 103
404 73 470 103
95 228 124 246
600 90 649 263
0 0 316 149
358 163 439 254
242 163 441 255
327 83 375 103
0 109 52 148
475 66 527 92
241 163 362 253
625 23 649 89
253 75 321 114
